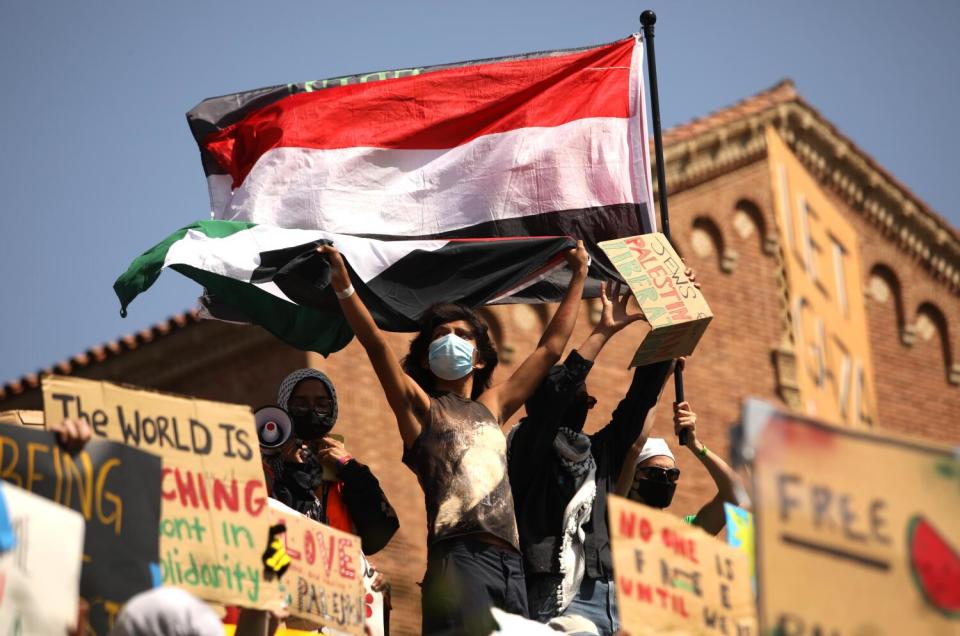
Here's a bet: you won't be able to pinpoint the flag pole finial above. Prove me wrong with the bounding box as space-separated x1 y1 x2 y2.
639 10 656 29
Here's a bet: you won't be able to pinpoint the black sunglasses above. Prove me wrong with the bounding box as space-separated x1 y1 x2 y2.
287 398 334 415
637 466 681 483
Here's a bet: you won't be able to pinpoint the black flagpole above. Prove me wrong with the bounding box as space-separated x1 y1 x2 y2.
640 10 688 446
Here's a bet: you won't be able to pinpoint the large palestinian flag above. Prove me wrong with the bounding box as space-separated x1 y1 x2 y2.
186 34 656 303
115 221 576 354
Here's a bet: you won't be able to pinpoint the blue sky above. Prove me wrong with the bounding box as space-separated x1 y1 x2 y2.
1 1 957 384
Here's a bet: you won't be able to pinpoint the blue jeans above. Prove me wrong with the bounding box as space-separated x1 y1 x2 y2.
527 574 619 636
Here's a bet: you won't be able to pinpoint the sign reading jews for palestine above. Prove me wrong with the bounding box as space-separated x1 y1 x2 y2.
268 499 366 636
599 234 712 366
43 376 273 610
608 494 756 635
741 400 960 635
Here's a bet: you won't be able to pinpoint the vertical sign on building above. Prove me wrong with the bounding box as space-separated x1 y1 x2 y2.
766 128 878 427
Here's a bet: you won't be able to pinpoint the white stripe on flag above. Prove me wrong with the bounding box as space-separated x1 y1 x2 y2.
218 117 646 234
164 226 448 298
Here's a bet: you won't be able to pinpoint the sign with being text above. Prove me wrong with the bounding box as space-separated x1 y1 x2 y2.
268 499 365 636
599 234 712 366
608 494 756 635
0 422 160 635
42 376 272 610
743 400 960 635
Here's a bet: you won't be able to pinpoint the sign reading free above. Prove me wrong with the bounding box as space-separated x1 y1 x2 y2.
42 376 272 610
742 400 960 635
599 233 712 365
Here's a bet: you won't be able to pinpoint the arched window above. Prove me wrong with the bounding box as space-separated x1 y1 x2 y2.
732 198 776 255
690 216 737 273
914 302 954 384
866 264 907 343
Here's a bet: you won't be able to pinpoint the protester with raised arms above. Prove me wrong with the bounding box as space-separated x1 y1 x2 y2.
617 399 750 535
509 280 681 635
317 240 589 636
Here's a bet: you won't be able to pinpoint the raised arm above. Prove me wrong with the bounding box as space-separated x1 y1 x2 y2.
675 401 751 535
317 245 429 448
591 358 673 499
576 280 646 363
481 241 589 423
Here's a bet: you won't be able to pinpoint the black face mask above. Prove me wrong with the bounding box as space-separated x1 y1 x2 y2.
631 478 677 508
292 410 334 440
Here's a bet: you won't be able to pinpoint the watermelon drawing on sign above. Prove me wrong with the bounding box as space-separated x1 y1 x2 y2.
906 515 960 618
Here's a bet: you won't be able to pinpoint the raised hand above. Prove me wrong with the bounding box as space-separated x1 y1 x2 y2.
673 400 698 449
315 244 352 292
681 259 701 289
314 436 352 476
565 239 589 276
596 280 646 335
50 418 92 452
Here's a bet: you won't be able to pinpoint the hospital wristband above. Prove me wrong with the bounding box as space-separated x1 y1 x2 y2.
335 285 355 299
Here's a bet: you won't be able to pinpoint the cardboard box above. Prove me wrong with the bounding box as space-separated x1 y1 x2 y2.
599 233 713 366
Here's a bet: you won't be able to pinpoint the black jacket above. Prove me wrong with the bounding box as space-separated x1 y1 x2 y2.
337 459 400 555
508 351 671 579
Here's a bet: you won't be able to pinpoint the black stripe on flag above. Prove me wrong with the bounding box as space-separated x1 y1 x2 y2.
243 236 577 332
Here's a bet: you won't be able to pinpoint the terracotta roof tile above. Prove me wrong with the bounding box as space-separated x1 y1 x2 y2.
662 79 797 145
658 79 958 244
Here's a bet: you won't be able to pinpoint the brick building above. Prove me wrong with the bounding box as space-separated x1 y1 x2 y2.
2 80 958 634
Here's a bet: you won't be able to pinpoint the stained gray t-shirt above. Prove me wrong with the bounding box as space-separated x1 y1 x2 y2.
403 392 520 552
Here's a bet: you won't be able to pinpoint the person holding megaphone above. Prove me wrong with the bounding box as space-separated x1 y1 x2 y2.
257 368 399 556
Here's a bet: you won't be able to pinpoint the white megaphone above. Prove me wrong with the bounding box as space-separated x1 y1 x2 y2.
255 405 293 455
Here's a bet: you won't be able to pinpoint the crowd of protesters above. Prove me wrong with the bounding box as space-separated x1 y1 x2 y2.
43 242 748 636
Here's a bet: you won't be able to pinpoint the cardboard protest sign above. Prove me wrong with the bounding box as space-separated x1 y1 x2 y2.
608 494 757 635
268 499 365 636
599 234 712 366
0 481 85 635
0 422 161 634
42 375 273 610
361 553 387 636
742 400 960 635
0 410 44 427
724 503 755 592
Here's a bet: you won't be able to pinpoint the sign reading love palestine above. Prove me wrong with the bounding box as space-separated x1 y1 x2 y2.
741 400 960 634
267 499 365 636
608 494 756 635
43 376 273 610
599 233 712 366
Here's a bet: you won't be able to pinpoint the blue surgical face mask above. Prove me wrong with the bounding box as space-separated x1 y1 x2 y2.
428 333 476 381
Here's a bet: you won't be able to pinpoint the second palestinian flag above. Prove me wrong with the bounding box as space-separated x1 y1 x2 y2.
114 221 576 355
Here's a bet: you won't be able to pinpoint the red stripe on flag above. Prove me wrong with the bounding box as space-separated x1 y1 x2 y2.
205 38 635 188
